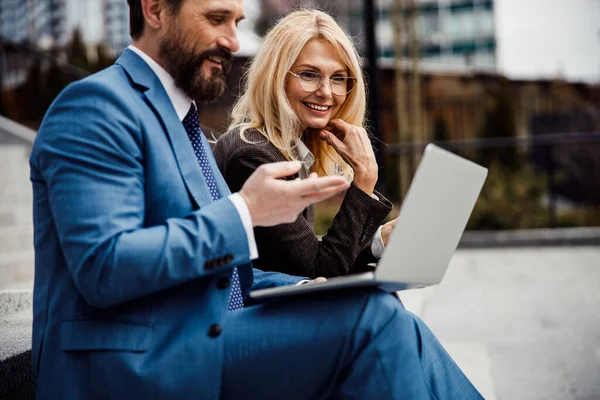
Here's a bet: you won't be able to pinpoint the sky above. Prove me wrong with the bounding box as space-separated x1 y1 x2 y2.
492 0 599 83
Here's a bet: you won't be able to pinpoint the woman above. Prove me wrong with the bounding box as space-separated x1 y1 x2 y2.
214 9 396 279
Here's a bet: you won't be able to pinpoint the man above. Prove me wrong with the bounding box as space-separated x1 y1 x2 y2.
30 0 482 398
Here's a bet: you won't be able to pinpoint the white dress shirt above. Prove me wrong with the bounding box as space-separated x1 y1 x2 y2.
294 140 385 258
128 45 258 260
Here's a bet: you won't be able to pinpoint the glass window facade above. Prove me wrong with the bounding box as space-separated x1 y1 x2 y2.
313 0 496 72
0 0 67 45
104 0 130 55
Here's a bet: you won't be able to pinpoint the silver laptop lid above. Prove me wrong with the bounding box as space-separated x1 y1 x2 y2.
376 144 487 286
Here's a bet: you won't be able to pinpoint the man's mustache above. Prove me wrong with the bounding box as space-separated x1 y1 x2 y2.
196 47 233 74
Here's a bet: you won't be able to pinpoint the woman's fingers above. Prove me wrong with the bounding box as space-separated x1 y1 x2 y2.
328 119 353 132
320 130 351 162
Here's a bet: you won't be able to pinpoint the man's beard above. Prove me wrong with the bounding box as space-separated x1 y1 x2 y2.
158 26 232 104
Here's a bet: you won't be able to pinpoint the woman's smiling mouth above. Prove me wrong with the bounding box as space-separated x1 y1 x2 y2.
304 102 331 112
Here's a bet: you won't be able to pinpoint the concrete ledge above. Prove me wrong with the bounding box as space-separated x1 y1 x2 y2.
0 294 34 399
398 286 436 317
459 227 600 248
0 290 33 318
0 115 36 147
0 350 34 400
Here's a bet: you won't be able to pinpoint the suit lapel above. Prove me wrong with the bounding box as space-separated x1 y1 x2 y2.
116 49 214 208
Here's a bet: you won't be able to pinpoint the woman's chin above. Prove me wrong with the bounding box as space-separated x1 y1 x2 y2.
305 120 329 130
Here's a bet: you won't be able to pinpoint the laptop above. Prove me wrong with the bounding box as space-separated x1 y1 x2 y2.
248 143 488 301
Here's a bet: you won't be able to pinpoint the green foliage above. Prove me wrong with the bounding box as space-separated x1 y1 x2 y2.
477 84 521 171
313 202 340 236
67 27 90 71
467 162 548 230
315 161 598 233
7 28 117 127
19 58 78 123
93 43 115 72
560 206 600 227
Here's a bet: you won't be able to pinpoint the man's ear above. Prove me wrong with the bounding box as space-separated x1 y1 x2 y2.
140 0 165 31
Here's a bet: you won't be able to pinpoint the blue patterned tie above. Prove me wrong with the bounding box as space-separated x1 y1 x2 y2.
182 104 244 311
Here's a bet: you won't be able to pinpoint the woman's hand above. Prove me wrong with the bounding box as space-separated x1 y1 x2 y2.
381 218 397 247
318 119 378 196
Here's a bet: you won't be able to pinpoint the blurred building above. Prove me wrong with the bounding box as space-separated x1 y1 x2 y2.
102 0 130 55
259 0 496 72
0 0 129 53
0 0 69 88
0 0 68 47
381 0 496 71
0 0 28 43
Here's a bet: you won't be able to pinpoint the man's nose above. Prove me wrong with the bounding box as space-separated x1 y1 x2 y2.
217 26 240 53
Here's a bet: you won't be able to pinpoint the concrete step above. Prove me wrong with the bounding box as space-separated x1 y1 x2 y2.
0 279 33 291
0 168 29 185
0 145 30 162
0 290 33 318
440 342 497 400
399 286 436 317
0 252 34 289
0 145 31 186
0 307 33 360
0 225 34 255
0 206 32 227
0 186 32 205
0 183 32 195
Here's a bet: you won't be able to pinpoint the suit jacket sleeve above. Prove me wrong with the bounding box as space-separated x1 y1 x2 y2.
214 130 393 279
251 269 307 290
32 80 251 308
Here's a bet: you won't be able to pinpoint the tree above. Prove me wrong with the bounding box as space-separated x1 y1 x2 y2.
432 115 449 142
467 162 547 230
92 43 115 72
477 82 521 170
66 27 90 71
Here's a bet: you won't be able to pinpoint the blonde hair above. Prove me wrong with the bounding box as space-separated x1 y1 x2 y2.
228 9 367 177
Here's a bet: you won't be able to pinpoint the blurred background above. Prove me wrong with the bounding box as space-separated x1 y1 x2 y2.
0 1 599 399
1 0 599 232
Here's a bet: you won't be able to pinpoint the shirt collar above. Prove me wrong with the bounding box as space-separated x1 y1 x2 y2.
295 139 315 172
128 44 193 121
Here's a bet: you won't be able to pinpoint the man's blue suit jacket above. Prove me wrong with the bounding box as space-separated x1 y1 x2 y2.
29 49 303 399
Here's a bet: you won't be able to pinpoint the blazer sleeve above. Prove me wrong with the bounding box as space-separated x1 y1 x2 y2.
31 80 251 309
251 268 307 290
215 134 393 279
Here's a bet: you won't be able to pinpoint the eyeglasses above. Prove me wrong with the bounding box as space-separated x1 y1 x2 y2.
288 71 357 96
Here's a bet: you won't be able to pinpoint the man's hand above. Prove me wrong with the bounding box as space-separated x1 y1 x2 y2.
381 218 397 247
239 161 349 227
297 277 327 286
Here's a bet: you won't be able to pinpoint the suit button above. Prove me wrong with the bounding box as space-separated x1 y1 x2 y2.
208 323 222 338
225 254 233 263
205 260 216 270
217 277 230 289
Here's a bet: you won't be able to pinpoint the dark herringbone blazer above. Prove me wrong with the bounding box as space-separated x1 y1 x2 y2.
213 128 393 279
